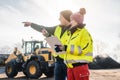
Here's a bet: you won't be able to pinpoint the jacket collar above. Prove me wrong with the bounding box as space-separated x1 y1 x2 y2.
69 24 86 35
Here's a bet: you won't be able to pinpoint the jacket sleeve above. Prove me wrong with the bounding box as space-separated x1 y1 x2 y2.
31 23 57 36
79 30 93 55
44 26 56 35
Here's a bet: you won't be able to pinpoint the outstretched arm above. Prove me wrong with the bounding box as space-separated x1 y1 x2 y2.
22 22 56 37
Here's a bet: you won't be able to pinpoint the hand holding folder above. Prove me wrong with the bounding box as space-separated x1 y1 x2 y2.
45 36 66 54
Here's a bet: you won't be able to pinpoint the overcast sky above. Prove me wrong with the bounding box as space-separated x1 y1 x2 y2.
0 0 120 59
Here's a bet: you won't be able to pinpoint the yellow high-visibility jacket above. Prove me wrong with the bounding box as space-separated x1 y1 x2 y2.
64 27 93 68
53 26 68 58
31 23 67 59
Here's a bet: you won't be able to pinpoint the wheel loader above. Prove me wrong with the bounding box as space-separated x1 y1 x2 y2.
5 40 55 79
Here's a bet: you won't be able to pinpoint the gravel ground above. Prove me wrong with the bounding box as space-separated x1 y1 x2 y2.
0 67 120 80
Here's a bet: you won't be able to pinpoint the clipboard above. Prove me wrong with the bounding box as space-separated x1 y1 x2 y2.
45 36 66 54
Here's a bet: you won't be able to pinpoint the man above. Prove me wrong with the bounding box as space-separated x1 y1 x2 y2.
22 10 72 80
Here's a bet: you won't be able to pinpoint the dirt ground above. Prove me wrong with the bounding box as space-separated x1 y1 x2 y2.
90 69 120 80
0 67 120 80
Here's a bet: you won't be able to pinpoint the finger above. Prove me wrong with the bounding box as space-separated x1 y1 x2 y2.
22 22 26 24
42 29 47 34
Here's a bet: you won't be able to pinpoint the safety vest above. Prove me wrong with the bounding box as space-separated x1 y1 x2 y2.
64 27 93 68
53 26 68 58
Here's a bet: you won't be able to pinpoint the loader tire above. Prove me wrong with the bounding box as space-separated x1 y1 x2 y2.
5 62 18 78
26 60 42 79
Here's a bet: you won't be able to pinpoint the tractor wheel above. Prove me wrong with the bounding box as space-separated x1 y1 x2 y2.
5 62 18 78
44 66 54 77
38 55 45 62
26 60 42 79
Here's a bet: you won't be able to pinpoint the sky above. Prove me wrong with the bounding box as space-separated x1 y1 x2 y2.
0 0 120 61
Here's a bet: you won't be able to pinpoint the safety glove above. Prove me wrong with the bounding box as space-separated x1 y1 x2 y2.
54 45 67 52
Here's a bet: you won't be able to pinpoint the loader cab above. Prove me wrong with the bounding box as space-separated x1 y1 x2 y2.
22 40 45 55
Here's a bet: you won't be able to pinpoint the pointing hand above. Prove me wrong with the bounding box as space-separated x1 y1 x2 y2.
22 22 32 27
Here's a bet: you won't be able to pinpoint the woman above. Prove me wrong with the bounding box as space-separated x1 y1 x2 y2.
64 8 93 80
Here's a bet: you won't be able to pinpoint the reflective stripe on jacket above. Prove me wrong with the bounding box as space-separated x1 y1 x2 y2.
64 27 93 68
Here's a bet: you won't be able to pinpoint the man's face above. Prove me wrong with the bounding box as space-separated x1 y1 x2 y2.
59 14 69 26
14 47 17 51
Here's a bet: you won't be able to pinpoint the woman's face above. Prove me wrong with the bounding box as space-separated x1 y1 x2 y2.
59 14 69 26
70 19 78 27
